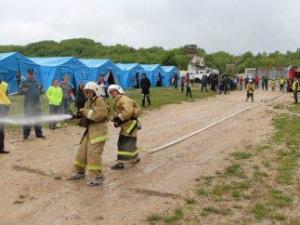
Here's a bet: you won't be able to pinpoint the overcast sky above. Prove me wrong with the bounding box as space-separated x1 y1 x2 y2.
0 0 299 54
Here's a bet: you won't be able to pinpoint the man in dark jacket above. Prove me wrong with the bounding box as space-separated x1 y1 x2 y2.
75 83 86 113
173 73 179 89
19 69 45 140
140 73 151 108
201 74 208 92
223 76 229 95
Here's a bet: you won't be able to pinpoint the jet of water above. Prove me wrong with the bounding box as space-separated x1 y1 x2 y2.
0 114 72 125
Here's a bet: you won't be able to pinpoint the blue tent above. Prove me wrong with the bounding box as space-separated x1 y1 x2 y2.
116 63 145 89
162 66 180 87
79 59 120 85
0 52 42 94
141 64 164 87
30 57 89 90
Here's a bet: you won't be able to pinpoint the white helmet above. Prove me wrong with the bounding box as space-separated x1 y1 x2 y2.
84 81 99 95
108 84 124 95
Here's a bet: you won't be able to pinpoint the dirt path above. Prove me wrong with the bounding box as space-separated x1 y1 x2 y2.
0 90 289 225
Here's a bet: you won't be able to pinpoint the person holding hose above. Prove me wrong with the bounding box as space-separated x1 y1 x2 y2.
68 82 109 186
108 84 141 170
0 74 11 154
46 80 63 130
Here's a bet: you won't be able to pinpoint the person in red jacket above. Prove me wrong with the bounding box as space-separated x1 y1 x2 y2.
239 76 244 91
255 76 260 89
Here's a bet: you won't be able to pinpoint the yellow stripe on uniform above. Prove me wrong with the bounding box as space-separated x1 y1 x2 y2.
126 120 137 134
86 110 93 119
74 160 86 169
87 164 102 171
117 150 139 157
90 135 108 144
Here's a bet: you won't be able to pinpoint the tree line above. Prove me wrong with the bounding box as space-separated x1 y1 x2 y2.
1 38 300 73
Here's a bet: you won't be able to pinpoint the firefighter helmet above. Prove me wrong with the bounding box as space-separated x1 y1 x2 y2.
108 84 124 95
84 81 99 94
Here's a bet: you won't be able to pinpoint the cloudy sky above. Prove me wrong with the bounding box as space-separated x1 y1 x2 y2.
0 0 299 54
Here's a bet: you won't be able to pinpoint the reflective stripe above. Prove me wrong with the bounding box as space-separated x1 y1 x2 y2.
74 160 86 169
293 81 299 91
87 110 93 119
117 150 139 157
90 135 108 144
126 120 137 134
87 164 102 171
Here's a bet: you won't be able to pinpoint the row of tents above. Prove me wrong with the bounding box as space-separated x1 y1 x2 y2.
0 52 180 94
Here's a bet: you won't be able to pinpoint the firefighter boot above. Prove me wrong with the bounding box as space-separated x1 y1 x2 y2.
87 176 104 186
111 162 125 170
67 171 85 180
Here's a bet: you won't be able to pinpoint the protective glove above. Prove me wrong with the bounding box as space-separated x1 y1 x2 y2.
72 112 82 119
113 122 120 128
112 116 122 124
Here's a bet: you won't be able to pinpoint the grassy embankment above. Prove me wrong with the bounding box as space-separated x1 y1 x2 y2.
8 86 215 116
146 103 300 225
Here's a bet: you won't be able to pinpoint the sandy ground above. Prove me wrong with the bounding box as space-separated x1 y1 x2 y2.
0 90 288 225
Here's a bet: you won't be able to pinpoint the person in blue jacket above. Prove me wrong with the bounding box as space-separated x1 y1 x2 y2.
19 69 45 140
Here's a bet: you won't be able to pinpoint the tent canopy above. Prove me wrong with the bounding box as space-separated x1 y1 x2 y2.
80 59 120 85
162 66 180 86
116 63 145 89
141 64 164 87
0 52 41 94
30 57 89 90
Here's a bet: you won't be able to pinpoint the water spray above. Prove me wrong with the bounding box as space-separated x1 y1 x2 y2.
0 114 72 125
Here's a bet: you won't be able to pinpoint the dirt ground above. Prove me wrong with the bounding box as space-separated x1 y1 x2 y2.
0 90 289 225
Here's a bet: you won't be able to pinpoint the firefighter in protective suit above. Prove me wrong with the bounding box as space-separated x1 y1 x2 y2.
108 85 141 170
246 80 255 102
68 82 109 186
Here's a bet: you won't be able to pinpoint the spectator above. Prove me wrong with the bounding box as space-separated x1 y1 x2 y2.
0 74 11 153
255 76 260 89
239 76 244 91
97 76 107 98
140 73 151 108
185 73 192 98
60 75 74 114
180 76 185 93
19 69 45 140
201 74 208 92
75 83 87 113
46 80 63 130
173 73 179 89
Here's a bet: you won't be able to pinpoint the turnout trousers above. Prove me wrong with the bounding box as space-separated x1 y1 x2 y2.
74 134 106 178
117 134 138 161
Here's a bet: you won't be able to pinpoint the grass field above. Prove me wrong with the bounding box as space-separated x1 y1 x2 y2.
8 86 215 116
146 103 300 225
